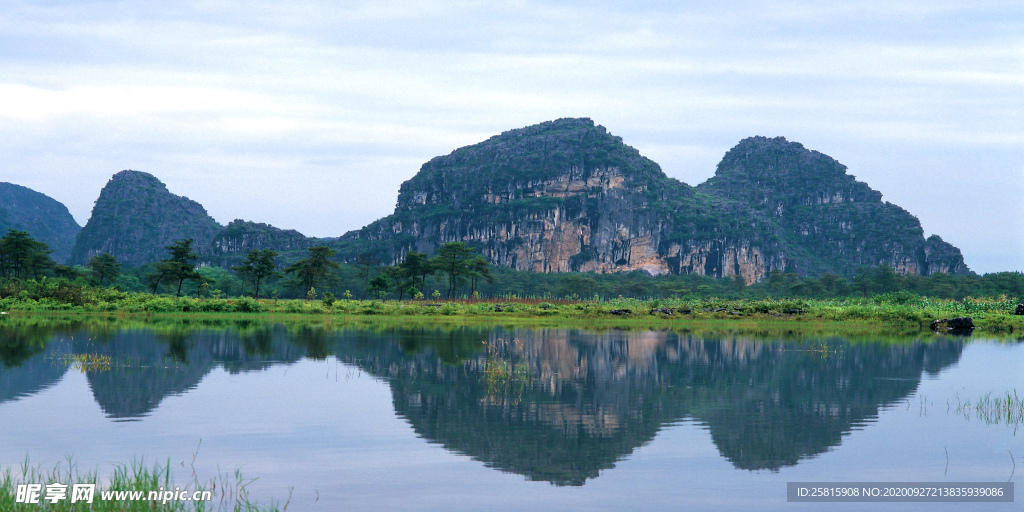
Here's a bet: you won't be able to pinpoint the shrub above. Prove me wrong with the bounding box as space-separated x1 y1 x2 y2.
873 291 923 306
142 297 178 312
360 301 385 315
198 299 230 312
233 297 264 313
177 298 198 312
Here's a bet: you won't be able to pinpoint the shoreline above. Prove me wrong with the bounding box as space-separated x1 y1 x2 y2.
3 296 1022 339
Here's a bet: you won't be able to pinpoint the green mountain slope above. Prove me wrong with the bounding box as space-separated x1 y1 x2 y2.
70 170 224 267
21 118 969 281
0 182 81 262
698 136 970 276
69 171 324 268
337 118 969 281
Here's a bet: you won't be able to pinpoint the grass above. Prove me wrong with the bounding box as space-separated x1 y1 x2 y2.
2 292 1023 336
0 457 281 511
482 338 531 401
955 391 1024 426
46 353 114 373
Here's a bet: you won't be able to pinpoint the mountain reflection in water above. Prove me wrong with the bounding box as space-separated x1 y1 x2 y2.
0 319 963 485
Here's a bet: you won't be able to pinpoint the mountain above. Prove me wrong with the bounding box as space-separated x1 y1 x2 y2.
70 170 223 267
56 118 970 279
0 182 81 262
337 118 969 281
69 171 322 267
207 219 324 267
698 136 969 276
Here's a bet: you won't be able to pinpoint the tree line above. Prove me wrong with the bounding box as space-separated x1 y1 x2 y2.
0 229 121 285
133 241 1024 302
2 228 1021 302
140 239 490 301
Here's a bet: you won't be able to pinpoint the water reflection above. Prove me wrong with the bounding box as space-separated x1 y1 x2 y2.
349 329 963 483
0 318 964 484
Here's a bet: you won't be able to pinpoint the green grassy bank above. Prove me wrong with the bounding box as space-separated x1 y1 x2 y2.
3 290 1022 336
0 459 279 512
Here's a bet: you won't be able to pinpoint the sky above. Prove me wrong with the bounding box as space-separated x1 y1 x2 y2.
0 0 1021 273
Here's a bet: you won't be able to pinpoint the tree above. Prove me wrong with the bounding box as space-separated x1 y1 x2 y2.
818 272 844 296
285 246 340 298
871 264 902 294
398 251 434 293
382 252 434 300
368 273 391 299
729 274 746 293
53 265 87 281
430 242 478 299
149 239 202 297
466 255 492 297
88 253 122 287
197 266 244 297
353 253 379 300
555 274 597 298
145 270 163 293
0 229 55 280
27 248 55 280
232 249 280 299
852 266 874 297
381 265 406 299
765 270 786 297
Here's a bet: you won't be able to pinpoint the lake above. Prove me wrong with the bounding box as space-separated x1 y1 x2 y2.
1 317 1020 510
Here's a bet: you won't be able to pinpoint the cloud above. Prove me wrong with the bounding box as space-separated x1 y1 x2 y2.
0 83 267 120
0 0 1021 272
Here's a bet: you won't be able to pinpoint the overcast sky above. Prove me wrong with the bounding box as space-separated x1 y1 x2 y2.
1 1 1021 273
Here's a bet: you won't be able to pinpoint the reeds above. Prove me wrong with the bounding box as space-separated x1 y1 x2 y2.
0 457 280 511
955 390 1024 426
482 338 532 401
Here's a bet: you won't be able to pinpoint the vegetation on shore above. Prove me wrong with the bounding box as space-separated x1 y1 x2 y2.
0 458 280 511
1 283 1022 335
3 228 1023 335
6 228 1024 302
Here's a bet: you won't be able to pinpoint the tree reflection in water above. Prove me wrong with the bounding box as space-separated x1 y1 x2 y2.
0 319 963 484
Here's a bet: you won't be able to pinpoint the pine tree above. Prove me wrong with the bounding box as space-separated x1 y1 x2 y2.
232 249 280 299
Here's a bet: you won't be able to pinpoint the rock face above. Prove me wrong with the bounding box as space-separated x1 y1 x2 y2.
70 171 324 267
338 118 970 282
698 136 971 277
0 182 81 262
70 171 224 267
57 119 971 278
207 220 323 266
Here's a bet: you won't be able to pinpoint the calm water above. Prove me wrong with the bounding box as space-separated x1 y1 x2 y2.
1 318 1021 511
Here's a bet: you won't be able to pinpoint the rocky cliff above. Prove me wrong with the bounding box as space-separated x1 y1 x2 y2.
0 182 81 262
70 170 224 267
207 220 324 267
698 136 970 277
70 171 322 267
337 118 969 282
58 118 972 279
